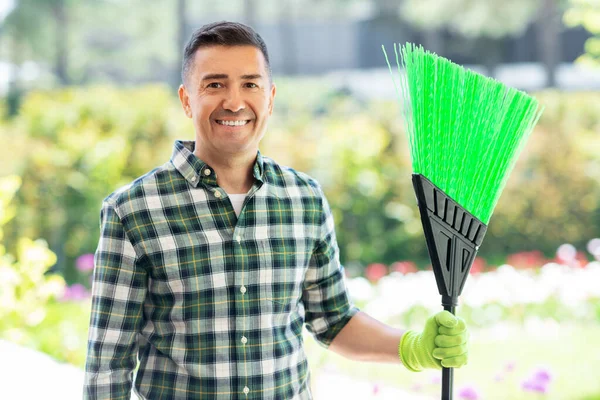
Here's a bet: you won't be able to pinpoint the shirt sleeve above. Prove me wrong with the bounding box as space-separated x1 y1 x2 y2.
83 200 148 400
302 183 360 349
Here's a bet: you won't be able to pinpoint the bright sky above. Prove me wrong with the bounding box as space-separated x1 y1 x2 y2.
0 0 15 22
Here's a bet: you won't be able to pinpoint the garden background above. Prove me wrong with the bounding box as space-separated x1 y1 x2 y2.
1 1 600 399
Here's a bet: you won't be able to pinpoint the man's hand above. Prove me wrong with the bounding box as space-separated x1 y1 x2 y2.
399 310 469 372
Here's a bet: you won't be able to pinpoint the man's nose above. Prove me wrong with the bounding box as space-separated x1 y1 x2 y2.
222 87 245 113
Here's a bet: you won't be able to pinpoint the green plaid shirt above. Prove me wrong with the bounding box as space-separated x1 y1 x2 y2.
84 140 360 400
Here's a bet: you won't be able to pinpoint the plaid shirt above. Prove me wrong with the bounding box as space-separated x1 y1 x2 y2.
83 140 360 400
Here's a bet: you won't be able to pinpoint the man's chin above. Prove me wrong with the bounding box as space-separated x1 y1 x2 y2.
214 140 259 156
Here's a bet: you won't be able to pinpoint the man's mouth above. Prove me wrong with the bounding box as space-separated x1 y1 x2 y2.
215 119 251 126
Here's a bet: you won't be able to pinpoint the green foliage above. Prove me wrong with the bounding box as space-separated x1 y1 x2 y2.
0 175 90 366
564 0 600 66
2 83 600 274
578 395 600 400
266 83 600 265
384 43 543 223
0 0 178 85
2 84 185 283
263 78 426 267
485 90 600 256
1 0 55 60
70 0 178 84
400 0 541 38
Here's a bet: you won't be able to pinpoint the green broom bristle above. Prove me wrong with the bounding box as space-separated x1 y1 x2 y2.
383 43 543 224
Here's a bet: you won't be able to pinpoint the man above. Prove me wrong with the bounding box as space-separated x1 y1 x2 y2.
83 21 469 400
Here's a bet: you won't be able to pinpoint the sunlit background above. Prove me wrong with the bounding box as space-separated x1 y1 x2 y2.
1 0 600 399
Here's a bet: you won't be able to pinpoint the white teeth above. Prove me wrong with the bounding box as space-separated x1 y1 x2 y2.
217 120 249 126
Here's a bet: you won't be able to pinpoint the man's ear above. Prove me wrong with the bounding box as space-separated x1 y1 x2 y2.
178 84 192 118
268 83 276 115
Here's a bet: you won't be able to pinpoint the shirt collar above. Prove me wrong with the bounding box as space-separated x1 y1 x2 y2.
170 140 266 187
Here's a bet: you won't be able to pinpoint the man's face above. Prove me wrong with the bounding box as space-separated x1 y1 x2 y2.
178 45 276 157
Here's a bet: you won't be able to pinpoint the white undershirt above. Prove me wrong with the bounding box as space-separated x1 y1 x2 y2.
227 193 247 217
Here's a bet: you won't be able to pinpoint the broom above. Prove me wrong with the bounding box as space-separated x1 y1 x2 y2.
381 43 543 400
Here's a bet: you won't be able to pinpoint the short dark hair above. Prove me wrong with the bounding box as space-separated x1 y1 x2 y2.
181 21 272 86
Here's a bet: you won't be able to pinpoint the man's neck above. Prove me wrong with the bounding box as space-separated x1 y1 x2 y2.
194 146 256 195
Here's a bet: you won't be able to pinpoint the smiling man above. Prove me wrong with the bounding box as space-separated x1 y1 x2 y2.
83 21 469 400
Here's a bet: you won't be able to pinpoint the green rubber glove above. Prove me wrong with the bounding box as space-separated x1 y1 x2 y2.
399 310 469 372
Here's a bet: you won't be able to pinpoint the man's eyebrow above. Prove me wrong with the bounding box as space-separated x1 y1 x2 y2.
200 73 263 81
201 74 228 81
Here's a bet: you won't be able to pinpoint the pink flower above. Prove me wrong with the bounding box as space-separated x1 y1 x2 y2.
495 361 515 383
365 263 387 282
458 385 480 400
372 383 380 395
522 367 552 394
76 253 95 272
391 261 418 274
410 383 423 392
469 257 486 275
555 244 589 268
556 243 576 263
522 379 548 394
533 368 552 383
506 251 546 269
505 361 516 372
587 238 600 260
61 283 90 301
574 251 589 268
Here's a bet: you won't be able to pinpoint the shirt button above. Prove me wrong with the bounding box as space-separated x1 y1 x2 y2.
214 190 221 198
236 235 242 243
243 387 249 394
190 176 196 182
241 336 247 344
204 169 211 176
240 286 246 294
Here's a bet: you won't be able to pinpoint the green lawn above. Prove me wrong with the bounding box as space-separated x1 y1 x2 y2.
303 322 600 400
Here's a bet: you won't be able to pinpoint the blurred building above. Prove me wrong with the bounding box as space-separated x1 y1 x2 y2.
189 3 598 91
188 6 591 75
1 0 598 94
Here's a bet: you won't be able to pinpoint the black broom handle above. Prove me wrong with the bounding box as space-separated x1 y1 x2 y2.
442 303 455 400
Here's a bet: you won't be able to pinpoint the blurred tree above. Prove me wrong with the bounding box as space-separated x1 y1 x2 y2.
3 81 600 277
1 0 52 116
0 0 179 89
175 0 189 88
0 175 90 367
2 85 183 284
262 79 431 268
2 0 78 85
263 82 600 267
400 0 563 85
485 91 600 259
72 0 176 84
374 0 399 15
564 0 600 65
244 0 258 27
279 0 298 75
535 0 565 87
50 0 69 85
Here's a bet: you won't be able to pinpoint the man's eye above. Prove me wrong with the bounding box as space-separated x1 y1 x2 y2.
207 82 222 88
245 83 258 88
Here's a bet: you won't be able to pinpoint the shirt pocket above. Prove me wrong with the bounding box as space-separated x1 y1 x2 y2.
258 240 308 314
